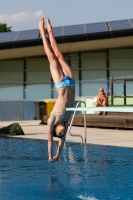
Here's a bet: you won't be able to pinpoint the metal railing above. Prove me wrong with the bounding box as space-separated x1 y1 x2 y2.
110 77 133 105
67 100 87 144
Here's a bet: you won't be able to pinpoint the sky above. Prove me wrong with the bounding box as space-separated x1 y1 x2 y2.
0 0 133 32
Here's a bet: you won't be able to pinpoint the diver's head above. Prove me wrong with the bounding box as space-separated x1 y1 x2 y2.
53 122 65 138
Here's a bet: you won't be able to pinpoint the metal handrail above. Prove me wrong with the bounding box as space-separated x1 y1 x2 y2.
67 100 87 144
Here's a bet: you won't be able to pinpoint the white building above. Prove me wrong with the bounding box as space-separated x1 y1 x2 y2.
0 19 133 120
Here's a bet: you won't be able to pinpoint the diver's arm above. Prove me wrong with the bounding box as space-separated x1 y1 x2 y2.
53 136 66 160
53 123 68 160
47 116 55 162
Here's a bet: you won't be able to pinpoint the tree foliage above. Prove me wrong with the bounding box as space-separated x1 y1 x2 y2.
0 23 12 32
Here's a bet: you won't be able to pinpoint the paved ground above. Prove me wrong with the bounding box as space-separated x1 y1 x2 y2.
1 120 133 148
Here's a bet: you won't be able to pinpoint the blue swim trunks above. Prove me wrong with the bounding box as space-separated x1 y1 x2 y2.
55 76 76 90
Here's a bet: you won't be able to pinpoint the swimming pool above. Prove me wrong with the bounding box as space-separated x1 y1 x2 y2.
0 137 133 200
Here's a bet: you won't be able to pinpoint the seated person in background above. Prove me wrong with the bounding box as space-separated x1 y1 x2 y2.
95 87 108 115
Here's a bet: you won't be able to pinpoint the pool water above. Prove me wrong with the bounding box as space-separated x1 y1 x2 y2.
0 137 133 200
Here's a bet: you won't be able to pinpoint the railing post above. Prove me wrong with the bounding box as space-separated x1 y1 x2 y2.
67 100 87 144
110 77 113 105
84 110 87 144
123 78 126 105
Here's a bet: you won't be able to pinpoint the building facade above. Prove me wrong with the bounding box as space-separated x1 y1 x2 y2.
0 19 133 101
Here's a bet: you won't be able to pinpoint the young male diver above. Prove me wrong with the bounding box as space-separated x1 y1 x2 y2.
38 17 75 162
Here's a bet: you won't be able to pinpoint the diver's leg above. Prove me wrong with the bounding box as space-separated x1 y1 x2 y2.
38 18 64 83
46 17 74 80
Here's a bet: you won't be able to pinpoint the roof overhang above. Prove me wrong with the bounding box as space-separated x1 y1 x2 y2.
1 18 133 60
0 35 133 60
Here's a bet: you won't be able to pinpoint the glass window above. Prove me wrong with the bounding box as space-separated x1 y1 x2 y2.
26 58 51 99
109 49 133 99
0 61 23 100
81 52 107 96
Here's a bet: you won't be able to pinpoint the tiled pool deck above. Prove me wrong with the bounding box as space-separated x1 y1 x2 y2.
1 120 133 148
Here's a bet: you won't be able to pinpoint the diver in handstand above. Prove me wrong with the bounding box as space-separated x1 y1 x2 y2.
38 17 75 162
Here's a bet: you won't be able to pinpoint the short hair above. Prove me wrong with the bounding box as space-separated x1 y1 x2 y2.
53 129 64 138
99 88 104 91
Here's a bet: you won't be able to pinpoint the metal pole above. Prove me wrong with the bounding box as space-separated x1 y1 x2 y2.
67 100 87 144
68 101 84 144
106 49 110 95
79 52 82 97
123 78 126 105
84 111 87 143
110 77 113 105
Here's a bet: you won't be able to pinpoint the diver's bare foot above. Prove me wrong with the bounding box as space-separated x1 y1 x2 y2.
39 28 48 37
38 18 45 35
46 17 52 33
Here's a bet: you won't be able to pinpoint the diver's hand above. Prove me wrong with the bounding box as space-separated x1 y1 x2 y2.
49 157 54 162
48 157 58 162
53 156 59 162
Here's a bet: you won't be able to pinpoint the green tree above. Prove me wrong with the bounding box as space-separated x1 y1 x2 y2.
0 23 12 32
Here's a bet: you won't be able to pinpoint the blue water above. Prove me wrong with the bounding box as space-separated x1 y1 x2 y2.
0 138 133 200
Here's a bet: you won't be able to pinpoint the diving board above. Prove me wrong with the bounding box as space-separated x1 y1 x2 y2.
66 104 133 144
66 106 133 112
